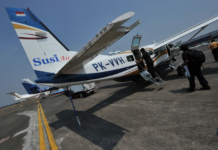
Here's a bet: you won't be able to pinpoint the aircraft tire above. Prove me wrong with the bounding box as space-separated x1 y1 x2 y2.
79 92 84 98
177 66 185 76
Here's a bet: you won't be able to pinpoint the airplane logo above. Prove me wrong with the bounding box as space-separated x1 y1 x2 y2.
33 55 71 66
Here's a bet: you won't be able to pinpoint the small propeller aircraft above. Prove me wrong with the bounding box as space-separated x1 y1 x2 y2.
5 7 218 87
6 7 218 126
6 92 42 102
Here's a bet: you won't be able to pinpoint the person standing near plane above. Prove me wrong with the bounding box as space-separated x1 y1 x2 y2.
139 48 157 79
180 44 210 92
208 39 218 61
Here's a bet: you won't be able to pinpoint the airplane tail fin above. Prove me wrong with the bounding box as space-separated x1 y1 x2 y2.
20 78 40 94
5 7 73 78
6 92 21 101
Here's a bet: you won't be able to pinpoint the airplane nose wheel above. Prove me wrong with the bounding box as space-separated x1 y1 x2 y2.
169 59 176 70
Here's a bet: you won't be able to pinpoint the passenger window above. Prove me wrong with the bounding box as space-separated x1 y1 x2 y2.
127 55 134 62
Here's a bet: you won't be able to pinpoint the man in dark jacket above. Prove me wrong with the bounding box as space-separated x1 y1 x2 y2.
180 44 210 92
137 48 157 79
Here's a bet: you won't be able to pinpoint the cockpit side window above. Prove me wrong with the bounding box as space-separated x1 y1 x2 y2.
155 45 166 53
127 55 134 62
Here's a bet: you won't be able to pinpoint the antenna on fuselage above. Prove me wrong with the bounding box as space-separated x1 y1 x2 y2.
153 40 156 44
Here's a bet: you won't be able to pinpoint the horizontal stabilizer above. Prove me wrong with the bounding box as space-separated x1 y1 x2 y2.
54 12 140 77
6 92 21 101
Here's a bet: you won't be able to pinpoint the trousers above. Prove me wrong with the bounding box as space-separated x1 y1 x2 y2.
212 49 218 61
188 65 210 90
137 61 145 72
147 62 157 78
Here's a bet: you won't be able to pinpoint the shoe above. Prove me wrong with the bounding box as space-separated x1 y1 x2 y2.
186 89 195 92
200 87 211 90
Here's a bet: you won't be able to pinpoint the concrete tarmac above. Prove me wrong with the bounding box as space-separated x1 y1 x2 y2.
0 46 218 150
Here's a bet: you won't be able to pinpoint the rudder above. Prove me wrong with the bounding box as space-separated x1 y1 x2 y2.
6 7 74 78
20 78 40 94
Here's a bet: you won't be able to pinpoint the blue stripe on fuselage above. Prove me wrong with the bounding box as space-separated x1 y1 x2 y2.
35 65 137 83
34 70 55 78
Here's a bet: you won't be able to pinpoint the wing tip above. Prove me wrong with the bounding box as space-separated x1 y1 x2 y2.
111 11 135 23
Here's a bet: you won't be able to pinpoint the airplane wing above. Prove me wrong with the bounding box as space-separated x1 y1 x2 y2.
152 13 218 50
54 12 140 77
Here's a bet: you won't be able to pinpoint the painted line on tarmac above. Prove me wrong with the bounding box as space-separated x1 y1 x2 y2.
0 102 36 117
37 102 47 150
0 97 39 112
0 136 10 145
39 102 59 150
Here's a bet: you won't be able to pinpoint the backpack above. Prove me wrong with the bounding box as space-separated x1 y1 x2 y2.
189 50 206 65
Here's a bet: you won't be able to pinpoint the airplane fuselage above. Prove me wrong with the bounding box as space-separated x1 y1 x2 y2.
6 7 218 89
35 49 169 87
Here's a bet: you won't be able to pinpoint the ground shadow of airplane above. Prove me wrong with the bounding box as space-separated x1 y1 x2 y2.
49 68 174 149
49 81 156 149
50 110 128 150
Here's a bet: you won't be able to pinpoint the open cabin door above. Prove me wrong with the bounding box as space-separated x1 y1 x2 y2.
131 35 165 85
131 35 142 51
131 35 142 60
131 35 145 72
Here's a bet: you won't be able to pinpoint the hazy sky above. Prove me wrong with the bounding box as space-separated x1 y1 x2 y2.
1 0 218 107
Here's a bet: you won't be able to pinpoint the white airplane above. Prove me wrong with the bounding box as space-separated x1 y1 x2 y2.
5 7 218 88
6 92 41 102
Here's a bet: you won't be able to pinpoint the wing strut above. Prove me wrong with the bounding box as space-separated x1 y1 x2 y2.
67 89 81 126
153 13 218 50
187 25 208 42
